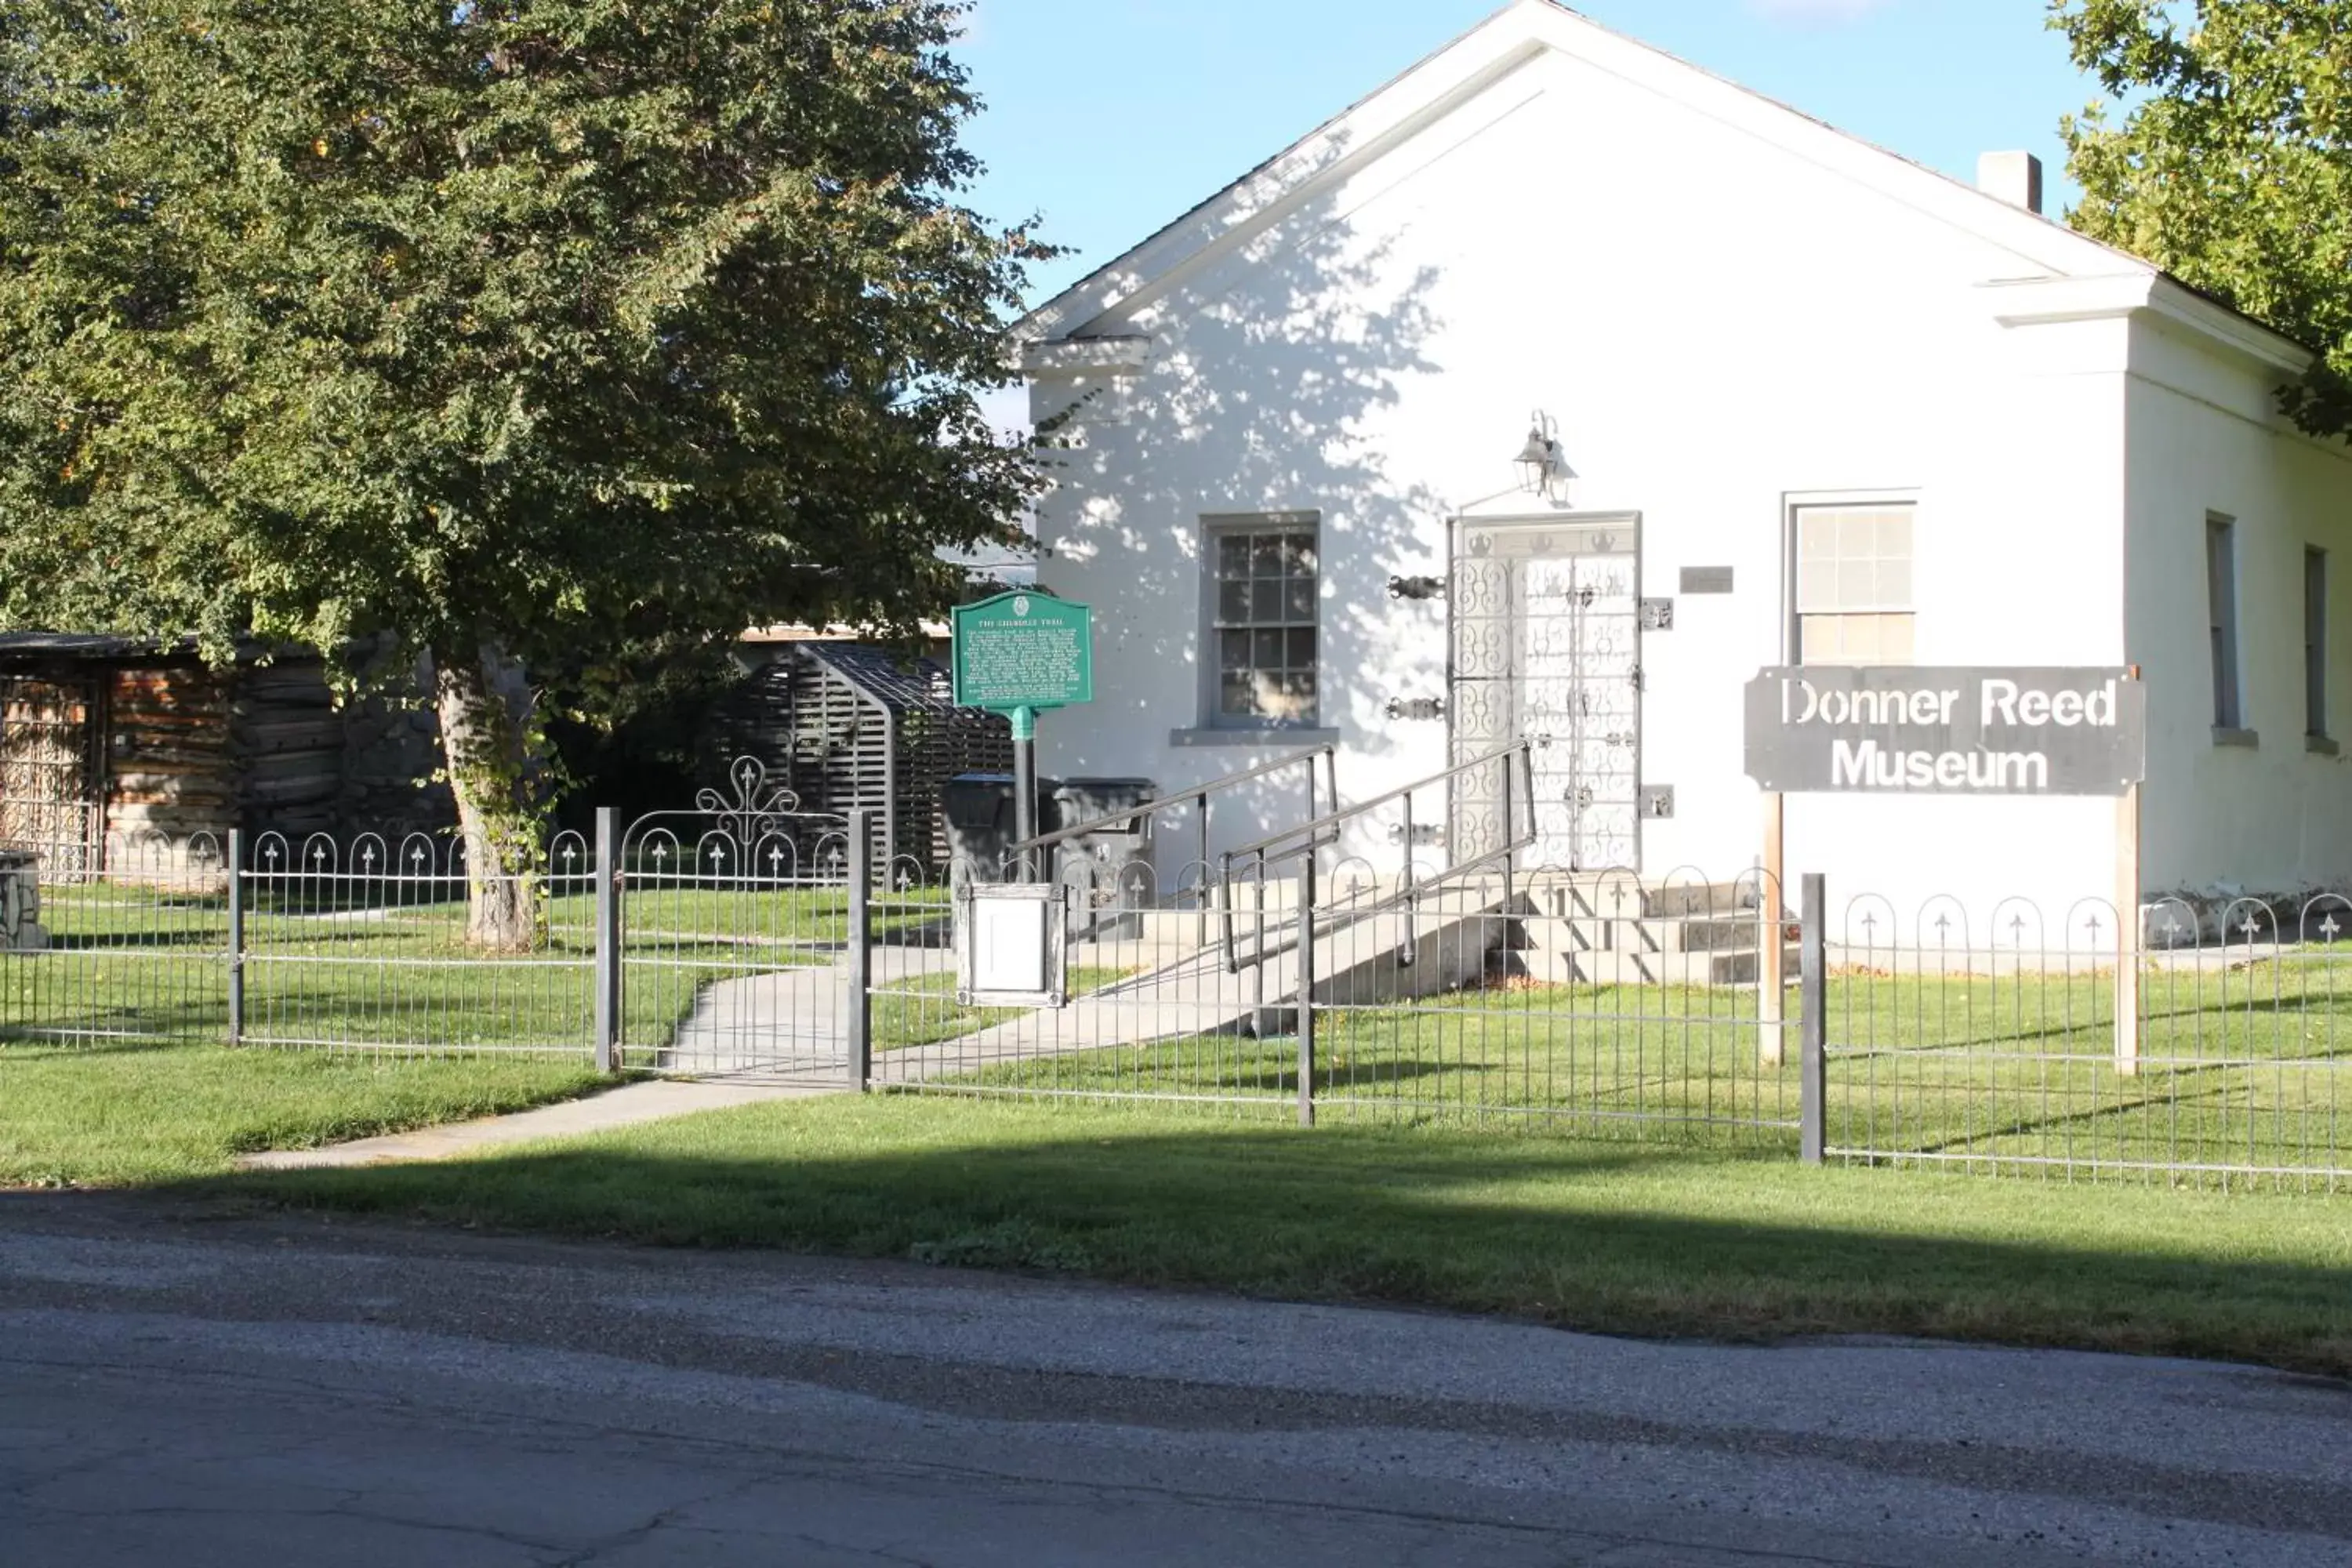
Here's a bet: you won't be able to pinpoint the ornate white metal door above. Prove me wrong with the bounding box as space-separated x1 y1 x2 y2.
1450 517 1642 872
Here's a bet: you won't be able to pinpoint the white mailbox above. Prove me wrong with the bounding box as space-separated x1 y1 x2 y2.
956 882 1069 1008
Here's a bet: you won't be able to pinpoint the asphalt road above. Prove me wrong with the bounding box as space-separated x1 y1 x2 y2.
2 1194 2347 1566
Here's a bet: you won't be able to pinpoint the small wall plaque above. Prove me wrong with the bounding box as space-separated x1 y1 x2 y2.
1680 566 1735 595
1639 598 1675 632
1639 785 1676 819
1385 697 1446 722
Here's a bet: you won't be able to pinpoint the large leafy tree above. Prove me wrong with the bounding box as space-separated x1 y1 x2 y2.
0 1 1043 946
2053 0 2352 437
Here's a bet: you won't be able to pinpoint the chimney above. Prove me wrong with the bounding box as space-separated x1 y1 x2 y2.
1977 151 2044 216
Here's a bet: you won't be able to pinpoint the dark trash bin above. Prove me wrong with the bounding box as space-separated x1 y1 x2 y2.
1048 778 1159 940
942 772 1059 887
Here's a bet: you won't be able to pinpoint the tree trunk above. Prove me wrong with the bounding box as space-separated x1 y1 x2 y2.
433 644 544 953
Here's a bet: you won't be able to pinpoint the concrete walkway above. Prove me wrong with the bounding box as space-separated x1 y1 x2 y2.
666 947 960 1080
239 909 1463 1172
236 1080 831 1171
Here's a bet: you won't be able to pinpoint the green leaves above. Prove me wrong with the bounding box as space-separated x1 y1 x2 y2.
0 0 1049 666
2053 0 2352 438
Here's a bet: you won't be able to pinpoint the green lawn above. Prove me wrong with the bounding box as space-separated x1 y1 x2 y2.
0 1040 608 1186
943 965 2352 1178
5 880 913 1058
223 1094 2352 1377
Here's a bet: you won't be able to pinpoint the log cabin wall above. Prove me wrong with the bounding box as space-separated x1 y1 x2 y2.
336 683 454 836
227 658 348 844
102 660 238 859
1 637 455 868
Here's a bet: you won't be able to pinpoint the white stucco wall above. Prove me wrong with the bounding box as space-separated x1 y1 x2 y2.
1023 34 2217 935
2125 320 2352 906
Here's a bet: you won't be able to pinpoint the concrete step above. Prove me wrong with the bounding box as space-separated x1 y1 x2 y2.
1501 913 1783 957
1517 876 1766 923
1514 938 1802 988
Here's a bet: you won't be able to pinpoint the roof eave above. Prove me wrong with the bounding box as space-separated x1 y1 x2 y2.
1984 273 2313 376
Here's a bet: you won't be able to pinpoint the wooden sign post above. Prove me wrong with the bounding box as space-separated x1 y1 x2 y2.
2114 669 2143 1078
1759 791 1785 1067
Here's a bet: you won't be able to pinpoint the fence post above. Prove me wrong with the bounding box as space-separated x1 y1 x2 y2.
593 807 620 1075
1399 791 1417 969
1800 871 1826 1165
846 808 873 1092
1297 850 1316 1127
226 828 245 1047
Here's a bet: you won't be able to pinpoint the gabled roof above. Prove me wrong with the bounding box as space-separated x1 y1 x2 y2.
1014 0 2308 374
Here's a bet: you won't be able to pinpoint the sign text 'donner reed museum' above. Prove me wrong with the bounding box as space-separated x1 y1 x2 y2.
1744 667 2147 797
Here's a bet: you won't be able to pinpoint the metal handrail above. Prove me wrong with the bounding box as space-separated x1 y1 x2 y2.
1218 741 1538 973
1006 744 1338 857
1217 742 1533 869
999 742 1337 949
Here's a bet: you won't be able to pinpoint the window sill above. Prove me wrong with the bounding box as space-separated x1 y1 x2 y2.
2310 735 2341 757
1171 726 1341 748
2212 727 2260 750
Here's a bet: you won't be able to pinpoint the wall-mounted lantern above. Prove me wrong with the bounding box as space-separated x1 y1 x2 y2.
1512 410 1577 503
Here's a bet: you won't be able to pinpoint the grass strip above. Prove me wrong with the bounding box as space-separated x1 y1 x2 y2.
872 967 1138 1052
0 1042 609 1187
223 1094 2352 1378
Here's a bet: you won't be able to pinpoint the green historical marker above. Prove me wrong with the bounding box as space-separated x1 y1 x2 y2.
951 591 1096 869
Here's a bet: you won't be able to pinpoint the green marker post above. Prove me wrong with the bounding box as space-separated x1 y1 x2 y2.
1011 705 1038 877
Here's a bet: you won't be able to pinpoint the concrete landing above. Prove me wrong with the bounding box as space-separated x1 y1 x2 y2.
235 1080 830 1171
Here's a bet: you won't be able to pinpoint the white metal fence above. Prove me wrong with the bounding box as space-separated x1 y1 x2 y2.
4 797 2349 1189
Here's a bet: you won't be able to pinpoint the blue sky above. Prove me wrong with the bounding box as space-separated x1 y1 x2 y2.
955 0 2107 313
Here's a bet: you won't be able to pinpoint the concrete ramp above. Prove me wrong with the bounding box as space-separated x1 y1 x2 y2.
875 888 1512 1085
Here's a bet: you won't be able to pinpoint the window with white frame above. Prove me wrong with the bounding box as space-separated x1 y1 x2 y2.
1207 514 1319 726
1793 503 1915 665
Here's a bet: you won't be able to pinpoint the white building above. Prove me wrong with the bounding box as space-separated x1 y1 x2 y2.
1011 0 2352 931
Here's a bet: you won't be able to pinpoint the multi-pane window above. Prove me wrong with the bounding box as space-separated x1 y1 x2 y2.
1793 503 1915 665
1209 517 1319 725
2209 515 2242 731
2307 546 2328 739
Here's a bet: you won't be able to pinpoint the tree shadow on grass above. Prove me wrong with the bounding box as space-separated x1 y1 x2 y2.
180 1116 2352 1378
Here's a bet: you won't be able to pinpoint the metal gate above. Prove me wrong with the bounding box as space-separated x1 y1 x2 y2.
0 675 102 866
1450 514 1642 871
619 757 856 1079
